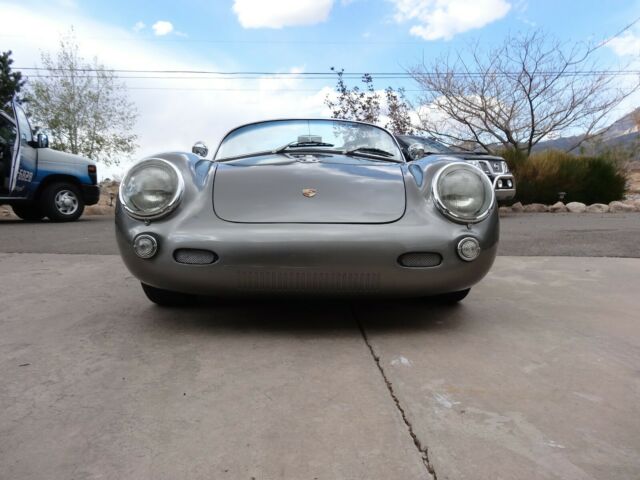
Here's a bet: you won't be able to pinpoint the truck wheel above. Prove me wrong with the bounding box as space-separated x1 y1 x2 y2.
42 182 85 222
12 204 45 221
141 283 194 307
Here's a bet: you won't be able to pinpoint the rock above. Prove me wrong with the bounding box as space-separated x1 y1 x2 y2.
566 202 587 213
523 203 548 213
609 201 637 213
511 202 524 213
585 203 609 213
85 205 114 216
548 201 568 213
498 206 512 215
0 206 14 217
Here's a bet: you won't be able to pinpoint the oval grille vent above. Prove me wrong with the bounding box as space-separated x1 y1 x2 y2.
398 252 442 268
174 249 218 265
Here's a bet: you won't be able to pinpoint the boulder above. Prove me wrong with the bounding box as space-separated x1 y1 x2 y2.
85 205 114 216
609 201 637 213
523 203 548 213
510 202 524 213
548 201 568 213
0 206 14 217
585 203 609 213
498 206 512 215
566 202 587 213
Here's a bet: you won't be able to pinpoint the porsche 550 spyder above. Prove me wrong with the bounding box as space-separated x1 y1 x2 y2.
116 119 498 306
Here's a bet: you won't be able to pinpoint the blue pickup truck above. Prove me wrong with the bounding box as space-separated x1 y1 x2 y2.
0 99 99 221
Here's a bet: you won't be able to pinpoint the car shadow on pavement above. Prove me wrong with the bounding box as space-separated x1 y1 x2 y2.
138 296 468 338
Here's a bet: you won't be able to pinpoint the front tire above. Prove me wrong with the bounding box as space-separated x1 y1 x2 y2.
42 182 85 222
141 283 194 307
12 204 45 221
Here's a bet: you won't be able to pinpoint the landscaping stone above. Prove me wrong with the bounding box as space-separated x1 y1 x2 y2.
523 203 548 213
511 202 524 213
586 203 609 213
609 201 637 213
548 201 568 213
85 205 115 216
566 202 587 213
498 206 512 215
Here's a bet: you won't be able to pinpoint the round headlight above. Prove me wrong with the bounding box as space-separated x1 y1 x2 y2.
432 162 494 223
120 159 184 219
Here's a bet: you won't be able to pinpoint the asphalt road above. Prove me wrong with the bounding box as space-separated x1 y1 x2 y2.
1 214 640 479
1 212 639 257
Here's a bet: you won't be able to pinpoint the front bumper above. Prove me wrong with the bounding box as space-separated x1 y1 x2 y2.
81 185 101 205
492 174 516 201
116 206 499 297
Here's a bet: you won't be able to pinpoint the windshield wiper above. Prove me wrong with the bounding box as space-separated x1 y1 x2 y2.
344 147 396 159
272 141 335 154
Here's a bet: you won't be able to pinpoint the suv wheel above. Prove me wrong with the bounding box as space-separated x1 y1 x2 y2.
12 204 45 221
42 183 85 222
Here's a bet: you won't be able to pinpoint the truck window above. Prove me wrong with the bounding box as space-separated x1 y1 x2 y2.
14 105 33 144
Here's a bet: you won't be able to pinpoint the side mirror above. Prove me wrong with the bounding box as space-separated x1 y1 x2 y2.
407 143 425 161
192 141 208 158
37 132 49 149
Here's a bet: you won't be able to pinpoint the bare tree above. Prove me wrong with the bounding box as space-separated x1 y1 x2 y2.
410 30 640 155
325 68 414 134
28 33 137 165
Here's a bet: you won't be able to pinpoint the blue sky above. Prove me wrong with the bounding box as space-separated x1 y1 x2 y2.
1 0 639 174
28 0 638 76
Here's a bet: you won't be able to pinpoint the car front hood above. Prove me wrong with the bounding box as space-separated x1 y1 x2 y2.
213 153 406 223
38 148 94 167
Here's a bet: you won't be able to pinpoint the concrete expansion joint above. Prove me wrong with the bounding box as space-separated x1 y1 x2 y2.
352 308 438 480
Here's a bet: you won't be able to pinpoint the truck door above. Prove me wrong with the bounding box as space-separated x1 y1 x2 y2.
0 110 17 196
10 100 38 197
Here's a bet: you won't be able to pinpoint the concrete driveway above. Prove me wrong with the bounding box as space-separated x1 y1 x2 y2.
1 216 640 479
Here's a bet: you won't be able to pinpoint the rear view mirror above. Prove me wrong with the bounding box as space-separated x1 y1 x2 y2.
37 132 49 149
192 141 208 157
408 143 425 161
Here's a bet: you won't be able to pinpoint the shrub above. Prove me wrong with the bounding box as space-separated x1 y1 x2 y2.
502 150 626 205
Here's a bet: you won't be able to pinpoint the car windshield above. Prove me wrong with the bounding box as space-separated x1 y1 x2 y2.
400 135 453 154
215 119 402 162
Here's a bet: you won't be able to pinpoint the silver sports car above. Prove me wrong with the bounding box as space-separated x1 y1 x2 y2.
116 119 498 306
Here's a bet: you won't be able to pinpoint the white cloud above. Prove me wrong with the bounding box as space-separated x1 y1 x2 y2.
132 21 145 32
608 31 640 57
389 0 511 41
1 2 330 178
232 0 334 28
151 20 174 36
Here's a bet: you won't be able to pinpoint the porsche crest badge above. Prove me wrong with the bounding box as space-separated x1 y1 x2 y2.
302 188 317 198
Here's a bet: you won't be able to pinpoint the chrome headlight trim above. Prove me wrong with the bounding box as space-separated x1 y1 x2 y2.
119 158 185 220
431 162 495 224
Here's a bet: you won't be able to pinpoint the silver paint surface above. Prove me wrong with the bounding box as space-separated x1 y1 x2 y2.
115 150 499 296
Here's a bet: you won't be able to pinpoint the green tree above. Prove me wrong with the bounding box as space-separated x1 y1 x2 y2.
28 34 137 165
0 50 26 111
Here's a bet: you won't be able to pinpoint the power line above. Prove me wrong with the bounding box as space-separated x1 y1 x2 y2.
126 87 424 92
0 33 438 46
19 71 640 81
16 67 640 77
